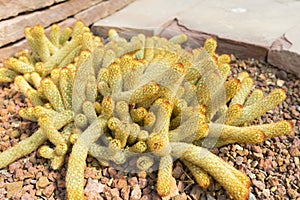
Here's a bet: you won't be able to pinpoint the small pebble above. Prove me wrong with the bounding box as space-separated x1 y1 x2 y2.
294 157 299 165
248 172 256 179
42 184 55 197
121 186 130 200
84 178 105 193
235 156 244 165
252 146 262 153
252 179 265 190
36 176 50 188
130 185 142 200
108 188 120 199
138 178 147 189
248 192 257 200
270 186 277 192
289 146 300 157
190 185 201 200
172 165 183 179
128 177 138 186
251 160 258 168
281 149 289 156
6 181 23 198
207 194 216 200
177 181 185 192
116 178 127 189
262 189 270 198
276 79 285 87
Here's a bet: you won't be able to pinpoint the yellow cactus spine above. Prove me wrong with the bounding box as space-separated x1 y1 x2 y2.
224 104 243 125
4 57 35 74
129 82 160 104
182 160 210 188
232 89 286 125
171 143 250 200
156 155 173 197
230 77 253 106
244 89 264 106
59 68 73 110
0 68 17 82
249 121 293 138
66 117 106 200
40 78 65 112
38 115 68 154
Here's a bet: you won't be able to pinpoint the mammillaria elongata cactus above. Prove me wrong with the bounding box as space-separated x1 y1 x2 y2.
0 21 293 200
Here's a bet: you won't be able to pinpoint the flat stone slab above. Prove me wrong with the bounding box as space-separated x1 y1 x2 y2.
268 24 300 77
0 0 104 47
92 0 201 36
92 0 300 78
177 0 300 48
75 0 135 26
0 0 56 21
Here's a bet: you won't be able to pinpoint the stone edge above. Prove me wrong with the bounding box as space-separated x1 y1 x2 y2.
91 18 300 78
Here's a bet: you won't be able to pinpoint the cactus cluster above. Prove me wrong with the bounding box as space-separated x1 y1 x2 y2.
0 21 293 200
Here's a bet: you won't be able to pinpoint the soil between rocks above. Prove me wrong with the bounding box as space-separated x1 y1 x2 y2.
0 57 299 200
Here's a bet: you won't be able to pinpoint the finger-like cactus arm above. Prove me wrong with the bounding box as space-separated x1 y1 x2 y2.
247 121 293 138
182 160 211 188
66 117 106 200
156 155 173 197
208 123 265 144
0 129 46 169
0 111 73 169
0 68 17 82
171 143 250 200
230 77 253 106
232 89 286 126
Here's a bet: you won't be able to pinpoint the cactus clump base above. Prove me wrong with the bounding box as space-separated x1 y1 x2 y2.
0 21 295 200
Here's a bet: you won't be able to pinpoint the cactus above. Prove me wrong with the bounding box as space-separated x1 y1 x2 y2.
0 22 293 200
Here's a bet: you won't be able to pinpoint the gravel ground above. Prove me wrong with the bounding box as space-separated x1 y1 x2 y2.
0 57 299 200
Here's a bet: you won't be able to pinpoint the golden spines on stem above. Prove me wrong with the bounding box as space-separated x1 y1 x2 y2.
129 82 160 104
182 160 210 188
171 143 250 200
38 115 67 154
156 155 173 197
249 121 293 138
59 68 73 110
0 68 17 82
232 88 286 125
4 57 35 74
41 78 65 112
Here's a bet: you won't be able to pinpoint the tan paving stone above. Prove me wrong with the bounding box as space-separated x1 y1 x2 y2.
177 0 300 47
75 0 135 26
92 0 201 37
0 0 104 47
0 0 54 21
268 24 300 78
161 19 269 60
93 0 300 47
